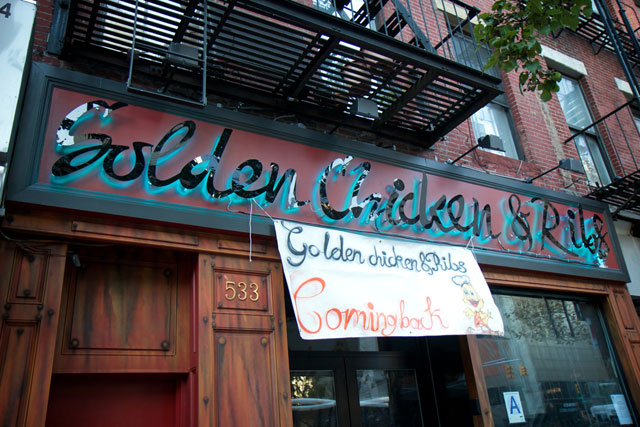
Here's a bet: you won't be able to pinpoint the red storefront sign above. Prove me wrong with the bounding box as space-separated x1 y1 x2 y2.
38 88 617 270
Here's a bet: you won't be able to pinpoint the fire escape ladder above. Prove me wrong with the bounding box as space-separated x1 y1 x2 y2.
351 0 390 27
615 2 640 69
388 0 433 51
570 1 640 68
126 0 208 106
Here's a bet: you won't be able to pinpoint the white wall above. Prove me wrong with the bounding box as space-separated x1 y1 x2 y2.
615 220 640 296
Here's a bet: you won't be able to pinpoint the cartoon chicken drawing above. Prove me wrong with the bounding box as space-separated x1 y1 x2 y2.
452 275 492 333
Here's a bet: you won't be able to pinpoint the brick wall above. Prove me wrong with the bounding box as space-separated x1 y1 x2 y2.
31 0 60 67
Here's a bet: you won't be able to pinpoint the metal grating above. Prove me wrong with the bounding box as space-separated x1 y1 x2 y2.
568 12 640 68
60 0 502 148
587 170 640 216
565 1 640 217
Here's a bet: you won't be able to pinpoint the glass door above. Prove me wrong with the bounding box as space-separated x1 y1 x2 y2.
285 285 468 426
290 355 348 426
290 351 432 426
347 354 423 426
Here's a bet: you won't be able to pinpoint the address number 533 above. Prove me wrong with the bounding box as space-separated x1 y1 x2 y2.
225 280 259 302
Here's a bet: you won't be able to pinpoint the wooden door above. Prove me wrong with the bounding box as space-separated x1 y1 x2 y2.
52 245 190 374
45 245 193 426
198 253 291 427
0 241 67 427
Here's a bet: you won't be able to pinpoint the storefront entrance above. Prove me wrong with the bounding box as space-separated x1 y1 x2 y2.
290 351 430 426
286 297 472 426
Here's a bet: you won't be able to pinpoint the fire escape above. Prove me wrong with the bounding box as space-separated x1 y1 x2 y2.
561 0 640 217
48 0 501 150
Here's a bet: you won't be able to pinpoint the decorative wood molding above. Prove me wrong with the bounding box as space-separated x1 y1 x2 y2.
71 220 199 246
2 207 281 261
459 335 494 427
0 242 67 427
482 265 612 294
603 285 640 409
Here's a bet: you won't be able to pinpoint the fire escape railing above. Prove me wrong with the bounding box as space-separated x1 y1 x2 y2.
563 100 640 215
52 0 502 150
565 0 640 216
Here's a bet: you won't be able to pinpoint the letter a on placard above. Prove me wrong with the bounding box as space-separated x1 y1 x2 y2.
502 392 525 423
510 396 520 414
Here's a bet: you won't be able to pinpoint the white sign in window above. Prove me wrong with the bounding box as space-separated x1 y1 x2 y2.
274 220 504 340
611 394 633 425
503 391 526 424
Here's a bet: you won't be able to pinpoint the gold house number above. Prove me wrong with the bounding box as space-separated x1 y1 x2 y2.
225 280 259 302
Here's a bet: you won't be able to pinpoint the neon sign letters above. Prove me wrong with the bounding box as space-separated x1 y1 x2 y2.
42 92 613 268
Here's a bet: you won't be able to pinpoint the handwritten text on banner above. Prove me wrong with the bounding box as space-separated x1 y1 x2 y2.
274 220 504 340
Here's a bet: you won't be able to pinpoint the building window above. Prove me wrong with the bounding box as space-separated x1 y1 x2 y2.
630 106 640 135
556 76 612 186
476 292 636 426
633 114 640 134
314 0 369 24
450 31 522 159
470 96 521 159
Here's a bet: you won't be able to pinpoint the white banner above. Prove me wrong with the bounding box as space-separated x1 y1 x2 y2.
275 220 504 339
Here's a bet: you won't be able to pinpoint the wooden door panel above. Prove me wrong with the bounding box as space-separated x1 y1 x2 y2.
200 255 291 427
213 269 270 313
214 331 277 426
213 312 273 331
0 323 38 426
606 287 640 408
6 249 49 304
0 242 67 427
54 246 190 373
67 261 174 351
46 375 182 427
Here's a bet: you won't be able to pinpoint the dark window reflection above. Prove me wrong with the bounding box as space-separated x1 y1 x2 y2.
477 294 636 426
356 369 421 426
291 370 338 427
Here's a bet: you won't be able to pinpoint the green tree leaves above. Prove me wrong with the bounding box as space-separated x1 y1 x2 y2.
473 0 592 101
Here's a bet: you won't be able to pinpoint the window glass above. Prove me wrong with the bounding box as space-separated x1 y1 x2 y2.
450 33 520 159
632 113 640 135
557 76 612 185
477 293 635 426
291 370 338 426
557 77 594 130
470 103 519 159
356 369 421 426
574 134 611 186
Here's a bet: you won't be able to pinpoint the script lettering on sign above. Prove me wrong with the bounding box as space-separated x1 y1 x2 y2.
38 90 616 270
274 220 504 339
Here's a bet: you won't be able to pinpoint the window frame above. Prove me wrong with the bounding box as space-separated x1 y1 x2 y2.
470 93 525 160
557 75 614 187
482 285 639 425
447 30 524 160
